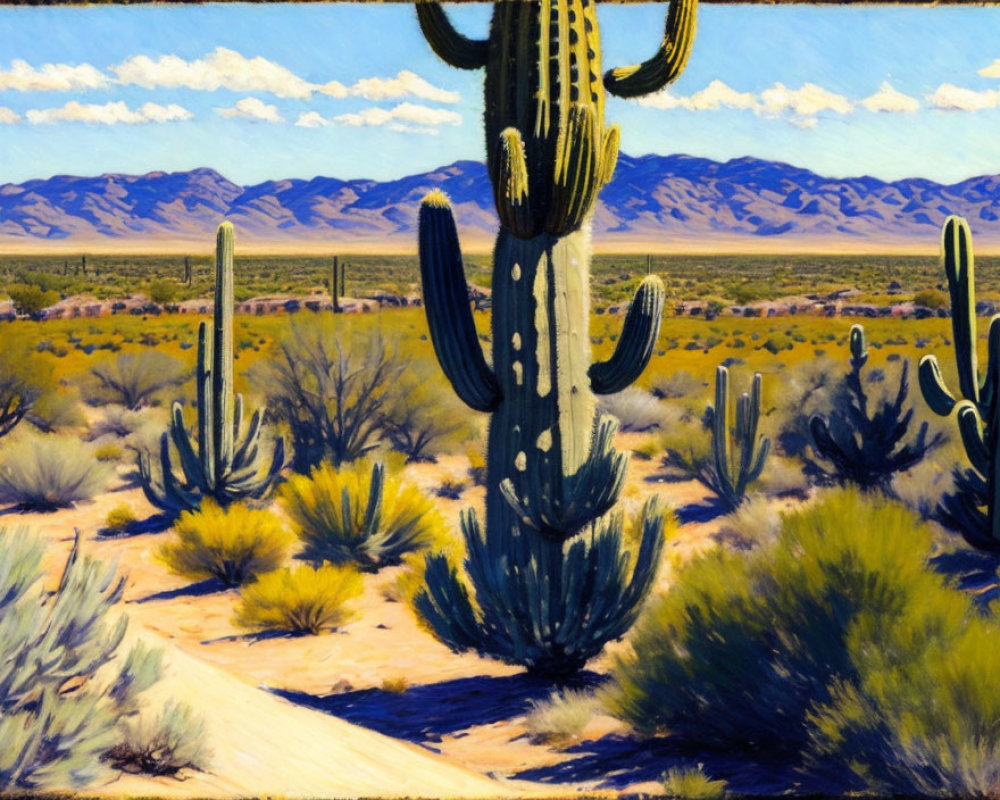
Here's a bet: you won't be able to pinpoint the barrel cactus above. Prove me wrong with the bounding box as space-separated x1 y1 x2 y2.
413 0 696 675
139 223 285 515
919 216 1000 550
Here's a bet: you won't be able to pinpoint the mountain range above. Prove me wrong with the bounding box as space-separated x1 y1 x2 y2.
1 153 998 250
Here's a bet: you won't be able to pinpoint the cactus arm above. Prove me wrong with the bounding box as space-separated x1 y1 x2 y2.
942 215 980 405
492 128 533 239
919 355 958 417
603 0 697 99
956 402 990 477
981 315 1000 410
590 275 665 394
418 191 500 412
416 2 488 71
169 403 208 493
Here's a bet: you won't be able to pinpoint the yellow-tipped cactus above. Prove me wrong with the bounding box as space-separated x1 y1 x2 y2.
414 0 696 676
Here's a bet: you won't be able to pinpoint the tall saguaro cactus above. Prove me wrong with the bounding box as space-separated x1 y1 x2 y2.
414 0 696 675
139 222 285 515
919 216 1000 550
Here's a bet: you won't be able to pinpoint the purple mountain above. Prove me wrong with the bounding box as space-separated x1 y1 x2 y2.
1 154 998 247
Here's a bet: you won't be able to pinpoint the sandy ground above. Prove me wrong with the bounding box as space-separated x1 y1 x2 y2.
7 437 740 798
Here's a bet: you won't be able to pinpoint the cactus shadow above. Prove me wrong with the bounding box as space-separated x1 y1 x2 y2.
132 578 230 604
98 513 175 538
930 547 1000 607
272 672 602 744
675 500 728 524
512 733 833 794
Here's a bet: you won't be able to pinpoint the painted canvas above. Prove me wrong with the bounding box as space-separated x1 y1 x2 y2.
1 1 1000 797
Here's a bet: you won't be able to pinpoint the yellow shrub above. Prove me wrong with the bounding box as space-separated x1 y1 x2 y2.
158 501 292 586
104 503 137 532
95 442 124 462
280 460 448 571
234 564 362 634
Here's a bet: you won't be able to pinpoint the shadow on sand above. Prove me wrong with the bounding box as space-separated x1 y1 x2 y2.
132 578 230 603
273 672 603 744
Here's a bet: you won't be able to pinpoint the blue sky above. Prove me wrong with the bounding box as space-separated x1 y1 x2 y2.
0 3 997 186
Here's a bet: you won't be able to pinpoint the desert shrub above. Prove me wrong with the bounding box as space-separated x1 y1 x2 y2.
761 333 793 355
597 387 665 433
381 360 473 463
380 676 409 694
95 442 124 462
233 564 363 634
6 283 59 317
88 406 145 440
254 320 405 474
651 370 703 400
913 288 949 309
0 434 110 511
525 688 601 743
0 529 161 790
281 460 445 571
436 474 467 499
25 389 85 433
146 279 179 306
104 700 209 777
806 326 943 494
157 501 292 586
104 504 138 533
806 612 1000 796
87 351 189 410
757 455 810 499
773 356 839 458
0 332 47 440
662 766 728 800
713 494 781 550
610 491 953 755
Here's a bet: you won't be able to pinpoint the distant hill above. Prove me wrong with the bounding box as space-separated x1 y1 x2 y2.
1 154 998 249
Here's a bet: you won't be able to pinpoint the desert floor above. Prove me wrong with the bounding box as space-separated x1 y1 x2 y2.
4 432 763 799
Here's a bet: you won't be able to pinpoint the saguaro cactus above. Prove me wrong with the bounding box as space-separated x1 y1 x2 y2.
919 216 1000 550
139 222 285 515
414 0 695 675
331 256 341 313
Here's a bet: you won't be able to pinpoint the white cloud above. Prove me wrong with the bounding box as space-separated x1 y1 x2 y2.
333 102 460 130
927 83 1000 111
788 116 818 129
0 106 21 124
25 100 192 125
215 97 284 123
637 80 757 112
860 82 920 113
759 82 853 116
111 47 347 100
294 110 329 128
0 59 111 92
349 70 458 103
978 59 1000 79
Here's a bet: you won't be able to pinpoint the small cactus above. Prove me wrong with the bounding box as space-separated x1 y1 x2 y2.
331 256 341 313
919 216 1000 550
139 223 284 515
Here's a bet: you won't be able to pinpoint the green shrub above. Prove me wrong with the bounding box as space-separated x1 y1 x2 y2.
233 564 363 634
610 491 950 754
104 700 209 777
6 284 59 317
913 288 948 309
662 766 728 800
0 529 161 790
157 501 292 586
87 351 189 410
281 460 445 571
761 332 793 355
0 434 110 511
0 331 47 440
146 279 179 306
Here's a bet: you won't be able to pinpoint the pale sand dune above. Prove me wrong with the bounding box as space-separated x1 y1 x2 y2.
87 626 520 800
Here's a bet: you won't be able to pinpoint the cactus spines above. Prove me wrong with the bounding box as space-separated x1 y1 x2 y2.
416 0 696 674
707 367 770 511
139 222 284 515
603 0 698 98
919 216 1000 550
